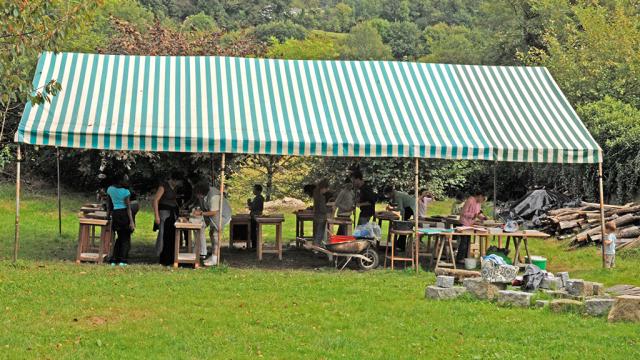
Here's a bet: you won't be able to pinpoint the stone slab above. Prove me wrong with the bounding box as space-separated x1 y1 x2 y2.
608 295 640 323
566 279 593 297
463 278 507 300
557 272 570 287
549 299 584 313
497 290 533 307
535 300 549 308
540 277 563 291
436 275 455 289
585 298 615 317
425 286 467 300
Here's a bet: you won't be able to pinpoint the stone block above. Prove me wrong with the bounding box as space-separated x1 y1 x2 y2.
608 295 640 323
540 277 563 290
549 299 584 313
497 290 533 307
591 282 605 296
436 275 455 289
541 289 575 300
535 300 549 308
566 279 593 298
425 286 467 300
557 272 570 287
463 278 507 300
585 298 615 317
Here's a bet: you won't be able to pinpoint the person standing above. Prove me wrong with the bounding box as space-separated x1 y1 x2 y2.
417 188 433 219
351 170 377 226
106 174 135 266
247 184 265 249
604 221 617 269
313 179 331 246
456 191 487 261
152 171 182 266
383 186 416 252
334 178 355 235
194 181 233 266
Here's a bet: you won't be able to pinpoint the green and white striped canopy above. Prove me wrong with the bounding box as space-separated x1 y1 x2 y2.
16 52 601 163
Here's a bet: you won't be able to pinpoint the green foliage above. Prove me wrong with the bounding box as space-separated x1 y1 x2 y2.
182 11 219 33
321 2 355 32
254 20 307 42
266 31 343 60
381 21 423 59
578 97 640 203
381 0 410 22
338 23 392 60
420 23 485 64
524 1 640 108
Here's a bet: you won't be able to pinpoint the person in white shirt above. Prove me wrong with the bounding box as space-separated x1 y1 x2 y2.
193 181 232 266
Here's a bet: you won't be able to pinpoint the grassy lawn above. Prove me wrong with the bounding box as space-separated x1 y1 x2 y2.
1 184 640 358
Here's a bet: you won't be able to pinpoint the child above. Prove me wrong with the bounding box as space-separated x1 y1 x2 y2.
604 221 617 269
247 184 265 249
417 188 433 219
313 179 331 246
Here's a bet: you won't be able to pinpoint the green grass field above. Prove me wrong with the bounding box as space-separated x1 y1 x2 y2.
1 184 640 359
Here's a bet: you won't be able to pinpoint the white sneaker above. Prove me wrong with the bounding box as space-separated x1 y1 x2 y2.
203 255 218 267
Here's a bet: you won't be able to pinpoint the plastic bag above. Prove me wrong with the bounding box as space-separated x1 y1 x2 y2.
354 222 382 241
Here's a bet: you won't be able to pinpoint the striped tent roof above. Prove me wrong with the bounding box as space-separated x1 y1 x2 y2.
16 52 601 163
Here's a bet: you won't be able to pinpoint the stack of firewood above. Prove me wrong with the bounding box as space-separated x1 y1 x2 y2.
538 202 640 250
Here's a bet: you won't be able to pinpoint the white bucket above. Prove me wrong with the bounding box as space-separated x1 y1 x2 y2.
464 257 478 270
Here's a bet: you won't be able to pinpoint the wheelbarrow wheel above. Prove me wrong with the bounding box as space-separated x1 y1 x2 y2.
358 248 379 270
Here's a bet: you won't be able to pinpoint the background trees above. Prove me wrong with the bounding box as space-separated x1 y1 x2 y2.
3 0 639 204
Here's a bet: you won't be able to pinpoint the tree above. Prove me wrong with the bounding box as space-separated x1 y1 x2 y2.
239 155 309 201
420 23 486 64
322 2 355 32
381 21 423 59
338 23 392 60
0 0 97 162
254 20 307 43
267 30 344 60
381 0 409 22
523 1 640 108
182 11 219 33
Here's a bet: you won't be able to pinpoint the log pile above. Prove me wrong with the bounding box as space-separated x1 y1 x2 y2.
538 202 640 250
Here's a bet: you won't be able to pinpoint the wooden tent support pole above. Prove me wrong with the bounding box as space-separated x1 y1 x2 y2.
598 162 606 268
216 153 226 264
57 147 62 236
493 160 497 220
414 158 419 273
14 145 21 263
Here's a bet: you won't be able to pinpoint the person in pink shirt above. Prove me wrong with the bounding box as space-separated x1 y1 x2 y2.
457 191 487 261
459 192 487 226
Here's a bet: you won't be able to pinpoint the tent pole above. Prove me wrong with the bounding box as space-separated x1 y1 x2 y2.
57 147 62 236
14 145 22 263
598 162 606 268
216 153 226 264
493 160 497 219
414 158 419 273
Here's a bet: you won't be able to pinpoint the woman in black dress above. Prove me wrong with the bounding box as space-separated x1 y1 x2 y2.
152 171 183 266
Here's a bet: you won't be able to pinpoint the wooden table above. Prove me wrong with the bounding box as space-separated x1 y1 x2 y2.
76 217 112 264
327 216 353 236
230 214 252 249
374 211 400 249
173 221 204 268
385 229 415 270
427 229 550 270
256 215 285 261
295 210 314 247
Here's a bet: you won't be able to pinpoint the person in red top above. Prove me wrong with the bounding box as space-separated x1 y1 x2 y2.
457 191 487 261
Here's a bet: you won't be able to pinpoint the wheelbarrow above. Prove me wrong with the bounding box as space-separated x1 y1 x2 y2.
303 238 379 271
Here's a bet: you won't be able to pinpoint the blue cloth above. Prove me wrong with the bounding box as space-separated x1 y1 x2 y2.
107 186 130 210
606 233 616 255
483 254 507 266
418 228 454 234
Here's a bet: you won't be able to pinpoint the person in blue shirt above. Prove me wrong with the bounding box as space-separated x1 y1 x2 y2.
106 174 136 266
604 221 617 269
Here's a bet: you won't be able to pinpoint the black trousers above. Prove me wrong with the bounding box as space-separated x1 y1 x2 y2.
357 213 373 226
111 209 132 263
159 212 176 266
396 207 413 252
250 217 258 249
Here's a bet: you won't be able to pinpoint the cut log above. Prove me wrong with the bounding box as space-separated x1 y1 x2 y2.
581 201 627 210
559 220 580 230
612 205 640 216
619 226 640 239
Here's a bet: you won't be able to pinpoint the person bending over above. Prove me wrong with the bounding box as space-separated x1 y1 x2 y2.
194 181 232 266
